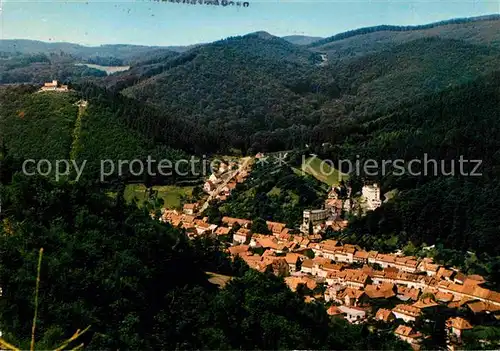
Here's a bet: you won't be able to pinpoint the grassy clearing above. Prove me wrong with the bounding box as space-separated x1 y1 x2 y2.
206 272 233 288
267 187 281 196
300 157 348 186
124 184 194 209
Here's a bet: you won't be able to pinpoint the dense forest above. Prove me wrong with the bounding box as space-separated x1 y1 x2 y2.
1 16 500 347
0 52 107 84
308 14 500 49
324 72 500 288
0 85 201 184
0 173 409 350
110 29 500 154
206 159 328 227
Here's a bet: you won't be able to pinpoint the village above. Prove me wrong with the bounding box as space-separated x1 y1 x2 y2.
160 155 499 350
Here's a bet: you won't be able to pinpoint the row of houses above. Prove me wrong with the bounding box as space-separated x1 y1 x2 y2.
202 161 250 199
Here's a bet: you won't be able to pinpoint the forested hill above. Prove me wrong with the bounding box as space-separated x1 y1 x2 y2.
0 174 410 350
282 35 324 45
329 71 500 288
0 85 198 182
115 33 500 153
119 32 329 152
3 16 500 156
0 40 184 63
5 16 499 155
308 14 500 59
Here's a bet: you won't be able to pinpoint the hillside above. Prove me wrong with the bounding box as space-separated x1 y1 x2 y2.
0 52 108 84
0 39 183 64
329 37 500 114
120 33 329 153
282 35 324 45
309 14 500 59
212 159 328 227
0 171 409 350
0 85 193 182
112 23 500 153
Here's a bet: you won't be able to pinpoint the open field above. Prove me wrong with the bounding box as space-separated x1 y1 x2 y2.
124 184 194 209
206 272 233 288
299 156 348 186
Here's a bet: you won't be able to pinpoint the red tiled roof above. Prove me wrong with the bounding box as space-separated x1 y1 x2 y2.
446 317 473 330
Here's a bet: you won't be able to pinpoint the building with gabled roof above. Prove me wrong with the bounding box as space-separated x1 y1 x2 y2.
375 308 395 323
394 325 422 348
327 305 343 317
446 317 473 339
338 305 368 324
392 304 422 323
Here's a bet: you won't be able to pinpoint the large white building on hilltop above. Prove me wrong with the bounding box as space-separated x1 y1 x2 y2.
40 80 69 92
362 184 382 211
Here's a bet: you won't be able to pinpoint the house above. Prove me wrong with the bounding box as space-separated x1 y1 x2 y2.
285 276 317 292
394 325 422 348
209 173 220 184
40 80 69 92
392 304 422 323
222 217 252 228
446 317 473 339
256 237 279 251
344 270 370 288
361 184 381 210
215 226 231 238
223 181 237 193
183 203 198 215
375 308 395 323
234 228 251 244
193 219 217 235
418 258 440 276
228 245 250 257
285 253 303 273
301 259 314 274
397 286 421 302
340 287 367 307
266 221 287 236
437 267 455 281
327 305 343 317
218 162 228 174
465 300 500 315
453 272 467 285
337 305 367 324
365 284 396 300
435 291 454 303
204 180 216 193
412 297 439 310
324 284 345 302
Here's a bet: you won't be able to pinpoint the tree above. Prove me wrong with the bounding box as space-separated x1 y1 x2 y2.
251 217 270 234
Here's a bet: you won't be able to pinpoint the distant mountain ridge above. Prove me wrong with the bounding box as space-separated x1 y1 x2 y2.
308 14 500 59
282 35 324 45
308 14 500 48
1 13 498 59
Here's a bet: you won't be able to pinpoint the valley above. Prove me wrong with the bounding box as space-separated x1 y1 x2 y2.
0 12 500 351
74 63 130 75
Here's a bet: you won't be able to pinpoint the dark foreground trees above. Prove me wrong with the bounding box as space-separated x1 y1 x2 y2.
0 174 408 350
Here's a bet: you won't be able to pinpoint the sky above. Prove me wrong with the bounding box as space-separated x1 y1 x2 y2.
0 0 499 46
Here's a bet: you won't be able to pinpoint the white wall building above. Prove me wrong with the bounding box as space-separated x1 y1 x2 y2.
362 184 382 211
